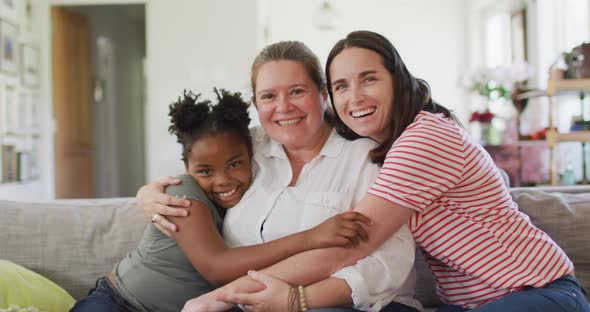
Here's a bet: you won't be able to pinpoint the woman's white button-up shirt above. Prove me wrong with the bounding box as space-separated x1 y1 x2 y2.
223 126 422 312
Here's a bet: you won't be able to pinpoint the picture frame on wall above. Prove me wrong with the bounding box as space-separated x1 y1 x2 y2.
21 44 39 86
29 137 40 179
2 84 17 133
18 91 28 130
30 91 40 130
0 20 18 74
0 83 4 133
1 144 18 182
0 0 19 22
19 0 34 34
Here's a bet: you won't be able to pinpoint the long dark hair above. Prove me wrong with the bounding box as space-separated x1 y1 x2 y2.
325 30 458 165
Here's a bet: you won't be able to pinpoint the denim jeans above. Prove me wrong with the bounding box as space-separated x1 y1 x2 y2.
69 277 139 312
436 275 590 312
309 301 420 312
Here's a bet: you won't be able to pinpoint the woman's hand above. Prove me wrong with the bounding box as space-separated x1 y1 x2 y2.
217 270 292 312
136 176 191 237
306 210 371 249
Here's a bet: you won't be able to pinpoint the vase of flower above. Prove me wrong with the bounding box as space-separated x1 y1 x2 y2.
480 122 491 145
470 110 495 145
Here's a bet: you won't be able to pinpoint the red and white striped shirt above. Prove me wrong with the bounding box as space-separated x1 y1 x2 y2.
368 111 574 308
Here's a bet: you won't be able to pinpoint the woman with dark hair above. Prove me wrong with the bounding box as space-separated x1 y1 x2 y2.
324 30 588 311
188 31 589 312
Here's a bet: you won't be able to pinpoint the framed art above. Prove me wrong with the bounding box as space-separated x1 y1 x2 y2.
30 91 39 130
0 83 4 133
21 45 39 86
18 91 28 130
17 151 31 181
29 137 40 179
0 20 18 74
2 84 17 133
19 0 34 34
1 144 18 182
0 0 18 22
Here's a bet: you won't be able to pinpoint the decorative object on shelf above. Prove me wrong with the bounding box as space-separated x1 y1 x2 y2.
462 62 535 149
561 162 576 186
564 43 590 79
21 44 39 87
313 0 339 30
469 110 494 145
0 20 18 74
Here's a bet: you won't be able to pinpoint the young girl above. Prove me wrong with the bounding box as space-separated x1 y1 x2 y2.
70 89 371 312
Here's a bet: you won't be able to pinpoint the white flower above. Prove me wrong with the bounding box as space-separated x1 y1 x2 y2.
458 62 535 99
509 60 535 84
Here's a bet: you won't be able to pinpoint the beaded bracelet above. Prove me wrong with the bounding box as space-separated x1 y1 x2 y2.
298 285 308 312
288 286 298 312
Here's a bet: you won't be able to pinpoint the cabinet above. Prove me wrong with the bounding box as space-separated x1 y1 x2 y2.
546 79 590 185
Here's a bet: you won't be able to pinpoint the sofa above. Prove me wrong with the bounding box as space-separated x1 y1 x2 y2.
1 186 589 311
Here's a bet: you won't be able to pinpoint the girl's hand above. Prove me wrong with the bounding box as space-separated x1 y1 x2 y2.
217 271 292 312
307 210 371 249
182 290 235 312
136 176 191 237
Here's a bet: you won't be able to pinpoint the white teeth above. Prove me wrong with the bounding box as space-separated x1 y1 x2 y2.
351 108 376 118
217 188 237 198
277 118 302 126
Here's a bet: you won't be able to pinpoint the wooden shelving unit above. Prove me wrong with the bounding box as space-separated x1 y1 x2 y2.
547 78 590 96
546 79 590 185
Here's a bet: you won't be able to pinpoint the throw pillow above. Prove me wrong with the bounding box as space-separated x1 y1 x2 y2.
0 260 75 312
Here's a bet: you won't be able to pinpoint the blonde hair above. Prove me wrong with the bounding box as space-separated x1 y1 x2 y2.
251 41 326 97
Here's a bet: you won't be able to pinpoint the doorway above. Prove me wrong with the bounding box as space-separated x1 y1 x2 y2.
52 4 146 198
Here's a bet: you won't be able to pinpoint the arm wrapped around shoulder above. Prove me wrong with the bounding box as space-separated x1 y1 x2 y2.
165 174 214 209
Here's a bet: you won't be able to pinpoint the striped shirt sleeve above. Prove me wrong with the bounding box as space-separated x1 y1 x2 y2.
369 115 464 212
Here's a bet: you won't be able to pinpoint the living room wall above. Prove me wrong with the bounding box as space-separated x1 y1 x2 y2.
0 0 258 199
257 0 470 123
0 0 472 199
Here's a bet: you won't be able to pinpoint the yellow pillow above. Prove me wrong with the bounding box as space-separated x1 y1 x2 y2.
0 260 75 312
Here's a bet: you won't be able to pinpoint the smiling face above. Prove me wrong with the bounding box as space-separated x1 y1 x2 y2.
254 60 329 150
186 132 252 209
329 47 394 142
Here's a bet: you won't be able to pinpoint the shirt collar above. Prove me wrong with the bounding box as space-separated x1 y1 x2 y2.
263 128 346 159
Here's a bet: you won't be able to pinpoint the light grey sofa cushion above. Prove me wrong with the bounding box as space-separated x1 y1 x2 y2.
415 189 590 308
0 198 146 299
510 190 590 299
